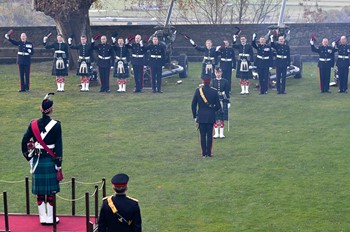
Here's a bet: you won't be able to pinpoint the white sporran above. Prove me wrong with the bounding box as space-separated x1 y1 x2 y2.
240 59 249 72
117 61 125 74
205 63 213 74
79 61 88 74
56 57 65 70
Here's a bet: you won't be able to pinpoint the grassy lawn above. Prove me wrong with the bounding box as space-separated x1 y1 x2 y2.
1 62 350 231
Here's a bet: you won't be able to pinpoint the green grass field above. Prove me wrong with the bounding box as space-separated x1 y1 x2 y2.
1 62 350 231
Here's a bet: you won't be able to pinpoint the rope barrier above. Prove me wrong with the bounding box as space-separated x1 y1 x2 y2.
75 180 102 185
0 179 25 184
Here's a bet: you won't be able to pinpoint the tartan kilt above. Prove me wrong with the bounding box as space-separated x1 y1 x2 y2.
215 101 229 121
113 62 129 78
76 61 92 76
236 60 252 79
51 58 68 76
32 155 60 195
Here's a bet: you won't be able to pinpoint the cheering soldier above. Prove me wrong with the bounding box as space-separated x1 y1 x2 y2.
251 33 272 94
43 33 69 92
217 38 236 93
334 36 350 93
112 37 130 92
310 37 335 93
5 31 34 92
68 35 94 92
92 35 114 93
212 67 230 139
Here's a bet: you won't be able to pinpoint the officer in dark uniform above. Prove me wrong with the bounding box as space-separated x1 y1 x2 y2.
112 37 130 92
98 173 142 232
271 35 291 94
5 32 34 92
21 93 63 225
334 35 350 93
145 36 166 93
43 34 69 92
126 34 146 93
92 35 114 93
68 35 94 92
232 35 254 95
189 39 219 78
212 67 230 139
192 74 221 158
217 38 236 93
251 33 272 94
310 37 335 93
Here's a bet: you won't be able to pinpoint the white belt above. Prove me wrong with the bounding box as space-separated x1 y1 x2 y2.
338 55 349 59
79 56 90 60
115 56 127 60
276 55 288 59
257 55 270 60
151 55 162 58
203 56 215 60
221 58 232 62
98 55 111 60
18 52 30 56
319 58 331 62
132 54 144 58
239 53 250 57
54 50 65 54
35 144 55 149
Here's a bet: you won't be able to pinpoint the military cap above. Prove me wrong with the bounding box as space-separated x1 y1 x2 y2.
111 173 129 187
40 93 54 114
201 74 212 81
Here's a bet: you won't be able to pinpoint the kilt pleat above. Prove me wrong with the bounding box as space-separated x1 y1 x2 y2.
32 155 60 195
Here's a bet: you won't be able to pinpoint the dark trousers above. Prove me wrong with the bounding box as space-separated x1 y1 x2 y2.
18 64 30 90
258 68 269 94
133 64 144 91
319 67 331 92
199 123 214 157
222 68 232 92
98 66 110 91
337 66 349 92
276 66 287 93
151 66 162 92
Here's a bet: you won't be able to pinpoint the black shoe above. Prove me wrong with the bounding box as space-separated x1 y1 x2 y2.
134 89 141 93
99 89 104 92
281 92 286 94
326 90 331 93
157 90 163 93
105 89 110 93
152 90 156 93
18 89 26 92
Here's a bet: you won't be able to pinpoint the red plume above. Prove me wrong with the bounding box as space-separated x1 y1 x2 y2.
93 34 101 40
311 32 316 42
127 35 135 41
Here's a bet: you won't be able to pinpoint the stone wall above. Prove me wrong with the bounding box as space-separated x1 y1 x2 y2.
1 23 350 63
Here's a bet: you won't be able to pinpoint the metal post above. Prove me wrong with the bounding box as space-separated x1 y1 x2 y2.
277 0 287 27
25 176 30 215
102 178 106 198
94 185 99 224
85 192 90 232
72 177 76 215
53 193 57 232
3 192 10 232
164 0 176 28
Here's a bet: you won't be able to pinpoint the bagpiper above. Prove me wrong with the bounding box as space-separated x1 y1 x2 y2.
334 35 350 93
112 37 130 92
217 38 236 93
43 33 69 92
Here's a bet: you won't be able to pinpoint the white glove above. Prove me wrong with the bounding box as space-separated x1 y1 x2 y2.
332 41 335 47
90 66 93 70
194 118 197 123
232 68 235 71
4 34 9 40
309 39 314 46
91 37 94 43
252 33 256 41
270 35 273 42
125 38 129 45
68 38 72 45
189 39 195 46
216 46 221 51
43 36 48 43
27 49 32 54
233 35 237 42
110 66 114 70
111 37 116 44
66 63 69 68
140 40 143 47
228 103 231 109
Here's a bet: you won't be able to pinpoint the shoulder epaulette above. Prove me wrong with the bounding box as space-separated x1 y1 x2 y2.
127 195 139 202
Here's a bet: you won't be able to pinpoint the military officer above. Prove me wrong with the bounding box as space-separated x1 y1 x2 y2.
217 38 236 93
68 35 94 92
271 35 291 94
92 35 114 93
232 35 254 95
310 37 335 93
21 93 63 225
192 74 221 158
5 32 34 92
43 34 69 92
189 39 219 78
112 37 130 92
145 36 166 93
126 34 146 93
251 34 272 94
98 173 142 232
334 36 350 93
212 67 230 139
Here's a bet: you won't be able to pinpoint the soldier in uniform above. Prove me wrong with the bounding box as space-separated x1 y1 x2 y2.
232 35 254 95
251 34 272 94
334 35 350 93
68 35 94 92
43 34 69 92
271 35 291 94
98 173 142 232
21 93 63 225
212 67 230 139
112 37 130 92
126 34 146 93
5 32 34 92
191 74 221 158
310 37 335 93
92 35 114 93
217 38 236 93
145 36 166 93
189 39 219 78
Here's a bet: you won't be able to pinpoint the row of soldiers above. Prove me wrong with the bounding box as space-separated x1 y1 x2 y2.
4 31 166 93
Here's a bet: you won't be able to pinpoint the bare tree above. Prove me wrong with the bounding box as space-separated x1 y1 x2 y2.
251 0 280 23
298 0 326 23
